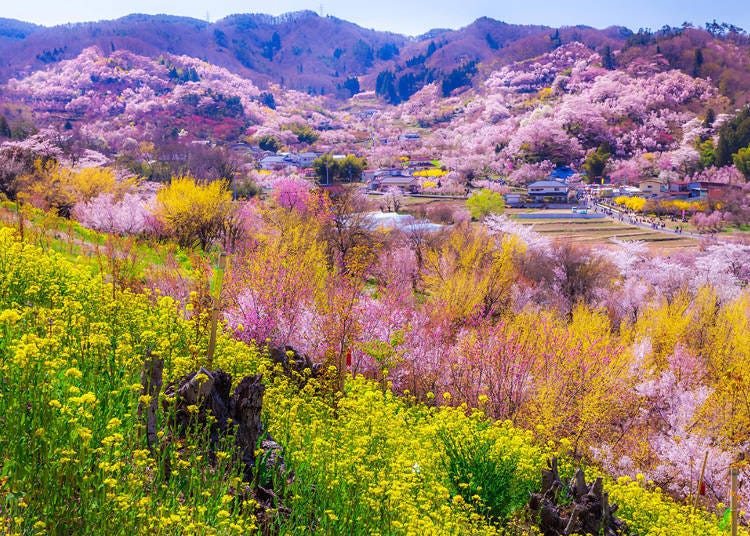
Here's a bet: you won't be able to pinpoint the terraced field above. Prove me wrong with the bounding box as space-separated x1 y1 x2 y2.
509 213 699 251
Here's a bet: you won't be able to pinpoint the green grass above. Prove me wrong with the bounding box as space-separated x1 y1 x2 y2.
0 201 197 279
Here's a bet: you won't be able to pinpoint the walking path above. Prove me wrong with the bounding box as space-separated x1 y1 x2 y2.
592 202 717 241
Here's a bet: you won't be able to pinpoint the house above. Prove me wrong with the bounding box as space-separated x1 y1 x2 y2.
617 186 642 196
228 142 251 153
259 152 325 171
373 168 407 178
526 180 569 203
407 158 436 170
638 178 665 196
370 174 419 193
669 181 688 193
397 133 421 141
549 166 576 181
688 181 742 201
297 152 319 167
504 193 524 207
364 168 403 185
662 190 691 201
356 108 378 117
259 153 298 170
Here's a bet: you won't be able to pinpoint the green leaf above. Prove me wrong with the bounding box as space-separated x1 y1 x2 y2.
718 507 731 531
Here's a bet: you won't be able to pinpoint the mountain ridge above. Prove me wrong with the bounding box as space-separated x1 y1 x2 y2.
0 11 630 97
1 12 749 116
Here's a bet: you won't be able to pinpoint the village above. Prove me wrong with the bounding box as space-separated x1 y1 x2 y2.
251 147 735 210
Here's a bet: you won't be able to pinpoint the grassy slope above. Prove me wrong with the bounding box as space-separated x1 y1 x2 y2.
0 222 739 535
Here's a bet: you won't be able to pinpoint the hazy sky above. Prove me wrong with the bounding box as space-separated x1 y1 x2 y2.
5 0 749 36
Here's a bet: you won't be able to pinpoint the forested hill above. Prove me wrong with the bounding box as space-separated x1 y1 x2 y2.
2 11 749 105
0 11 628 98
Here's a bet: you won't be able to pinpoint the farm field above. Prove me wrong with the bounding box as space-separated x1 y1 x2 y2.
508 212 700 251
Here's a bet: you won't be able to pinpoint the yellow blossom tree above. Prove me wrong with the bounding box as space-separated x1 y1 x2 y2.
614 196 647 212
422 225 519 325
154 176 234 250
23 165 135 216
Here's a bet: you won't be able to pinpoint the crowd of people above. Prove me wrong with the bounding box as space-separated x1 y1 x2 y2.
591 201 693 235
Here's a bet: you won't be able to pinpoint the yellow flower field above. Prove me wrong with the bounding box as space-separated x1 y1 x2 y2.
0 225 743 535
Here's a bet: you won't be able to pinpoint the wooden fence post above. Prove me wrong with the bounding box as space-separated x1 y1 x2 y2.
138 349 164 454
206 252 227 367
16 198 24 242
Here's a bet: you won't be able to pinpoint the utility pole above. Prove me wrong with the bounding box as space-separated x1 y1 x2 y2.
731 465 739 536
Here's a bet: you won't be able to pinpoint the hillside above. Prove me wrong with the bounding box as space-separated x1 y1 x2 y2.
0 11 748 107
617 25 750 106
1 206 747 535
0 17 41 42
0 11 404 97
363 19 630 103
0 12 629 98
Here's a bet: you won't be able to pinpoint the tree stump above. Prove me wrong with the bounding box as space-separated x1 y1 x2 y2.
164 367 233 443
269 346 320 383
230 374 265 481
159 367 290 486
529 457 629 536
142 362 293 534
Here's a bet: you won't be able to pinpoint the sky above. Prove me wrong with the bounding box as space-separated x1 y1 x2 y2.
4 0 749 36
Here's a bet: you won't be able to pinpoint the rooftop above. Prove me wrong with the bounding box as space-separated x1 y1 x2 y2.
528 180 568 188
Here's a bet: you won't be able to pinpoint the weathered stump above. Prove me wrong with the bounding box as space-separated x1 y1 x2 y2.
141 360 293 534
162 368 273 477
230 374 265 481
269 346 320 383
529 457 629 536
164 367 232 447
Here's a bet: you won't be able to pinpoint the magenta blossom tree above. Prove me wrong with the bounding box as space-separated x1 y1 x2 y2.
271 175 315 213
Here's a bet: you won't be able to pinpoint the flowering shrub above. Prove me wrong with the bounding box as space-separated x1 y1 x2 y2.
608 475 737 536
413 168 448 178
614 195 647 212
153 176 235 249
270 175 315 212
691 210 726 232
659 199 706 215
